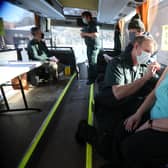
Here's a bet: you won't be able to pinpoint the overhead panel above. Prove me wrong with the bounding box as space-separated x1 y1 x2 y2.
98 0 146 24
58 0 98 11
9 0 65 20
98 0 129 24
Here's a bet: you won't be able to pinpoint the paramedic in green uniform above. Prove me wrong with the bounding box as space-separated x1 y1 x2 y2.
95 35 160 133
81 11 100 85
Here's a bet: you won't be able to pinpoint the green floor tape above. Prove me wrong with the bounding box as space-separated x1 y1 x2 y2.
86 84 94 168
18 73 76 168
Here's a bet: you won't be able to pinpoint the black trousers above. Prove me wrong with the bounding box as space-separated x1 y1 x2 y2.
95 88 144 134
112 121 168 168
87 46 100 82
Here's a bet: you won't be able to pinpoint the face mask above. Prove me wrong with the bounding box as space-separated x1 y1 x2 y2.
136 50 151 65
82 18 88 24
129 32 136 43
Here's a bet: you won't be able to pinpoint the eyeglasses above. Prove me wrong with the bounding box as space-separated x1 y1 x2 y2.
142 32 153 39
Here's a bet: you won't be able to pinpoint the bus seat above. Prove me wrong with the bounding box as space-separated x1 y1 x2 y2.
49 47 77 74
97 49 121 83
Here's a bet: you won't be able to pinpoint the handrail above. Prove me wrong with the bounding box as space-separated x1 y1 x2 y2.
86 84 94 168
18 73 76 168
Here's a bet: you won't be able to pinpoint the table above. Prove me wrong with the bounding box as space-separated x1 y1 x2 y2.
0 61 42 114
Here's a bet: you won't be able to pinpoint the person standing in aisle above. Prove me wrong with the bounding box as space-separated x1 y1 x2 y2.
80 11 100 85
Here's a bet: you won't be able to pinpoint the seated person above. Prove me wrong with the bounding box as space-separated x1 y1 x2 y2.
97 13 147 88
95 35 160 134
125 13 146 52
27 27 59 83
104 66 168 168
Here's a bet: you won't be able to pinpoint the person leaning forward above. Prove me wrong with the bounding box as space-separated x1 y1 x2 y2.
95 35 161 134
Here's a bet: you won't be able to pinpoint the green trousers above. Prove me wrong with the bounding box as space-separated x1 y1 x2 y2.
87 46 100 82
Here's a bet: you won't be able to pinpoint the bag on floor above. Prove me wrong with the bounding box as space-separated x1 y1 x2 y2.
75 120 98 146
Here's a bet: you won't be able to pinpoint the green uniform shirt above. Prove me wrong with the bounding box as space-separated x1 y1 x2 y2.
103 52 147 88
27 39 50 61
83 20 100 49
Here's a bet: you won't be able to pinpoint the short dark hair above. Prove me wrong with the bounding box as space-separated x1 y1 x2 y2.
30 27 40 36
81 11 92 18
128 14 145 32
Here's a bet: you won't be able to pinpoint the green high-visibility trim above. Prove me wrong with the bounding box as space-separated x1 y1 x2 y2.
18 73 76 168
86 84 94 168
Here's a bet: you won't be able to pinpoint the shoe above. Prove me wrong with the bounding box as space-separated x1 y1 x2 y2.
86 80 95 85
75 120 98 146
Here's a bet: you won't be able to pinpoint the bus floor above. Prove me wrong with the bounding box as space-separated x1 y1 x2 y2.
0 79 68 168
29 80 106 168
28 79 90 168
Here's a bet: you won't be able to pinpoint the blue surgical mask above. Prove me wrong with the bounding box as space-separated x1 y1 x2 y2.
82 18 88 24
136 50 151 65
129 32 136 43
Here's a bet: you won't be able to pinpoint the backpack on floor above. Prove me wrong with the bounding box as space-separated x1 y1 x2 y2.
75 120 98 147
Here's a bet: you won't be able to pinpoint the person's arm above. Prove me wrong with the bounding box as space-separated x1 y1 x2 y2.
81 32 99 38
112 62 160 100
151 119 168 132
136 118 168 132
112 74 150 100
31 45 48 61
81 22 99 38
125 66 168 131
124 90 156 131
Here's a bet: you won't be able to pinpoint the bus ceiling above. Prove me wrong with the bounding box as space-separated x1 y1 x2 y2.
8 0 146 25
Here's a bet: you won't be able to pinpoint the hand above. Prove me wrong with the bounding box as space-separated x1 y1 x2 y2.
124 113 142 132
80 32 86 37
135 121 149 132
145 62 161 79
49 56 59 63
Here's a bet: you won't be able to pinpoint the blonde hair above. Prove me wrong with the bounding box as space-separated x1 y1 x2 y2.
133 35 158 51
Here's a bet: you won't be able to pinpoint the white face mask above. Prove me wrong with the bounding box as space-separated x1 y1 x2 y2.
136 50 151 65
82 18 88 24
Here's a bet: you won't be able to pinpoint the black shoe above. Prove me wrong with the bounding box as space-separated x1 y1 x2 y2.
75 120 98 146
75 120 88 146
86 80 95 85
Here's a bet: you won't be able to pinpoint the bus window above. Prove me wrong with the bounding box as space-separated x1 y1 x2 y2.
0 1 34 49
50 25 114 63
51 26 87 64
100 29 114 49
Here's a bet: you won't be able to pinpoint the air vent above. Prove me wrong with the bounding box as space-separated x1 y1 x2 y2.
134 0 145 3
127 2 137 8
134 0 146 5
118 13 126 17
127 0 145 8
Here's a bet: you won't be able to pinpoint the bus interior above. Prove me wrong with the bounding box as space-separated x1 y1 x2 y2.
0 0 168 168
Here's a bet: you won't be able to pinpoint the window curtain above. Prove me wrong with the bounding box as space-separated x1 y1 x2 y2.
136 0 149 31
117 18 125 50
